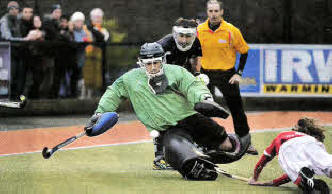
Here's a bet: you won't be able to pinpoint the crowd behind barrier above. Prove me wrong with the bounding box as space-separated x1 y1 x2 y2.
0 2 110 100
0 40 109 99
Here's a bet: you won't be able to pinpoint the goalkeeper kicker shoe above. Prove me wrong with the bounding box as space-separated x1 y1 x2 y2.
182 159 218 181
153 157 174 170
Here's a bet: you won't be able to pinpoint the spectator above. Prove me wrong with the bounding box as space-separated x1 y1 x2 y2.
87 8 110 42
18 6 34 97
42 4 64 98
83 8 110 98
53 14 77 98
70 11 92 99
58 15 73 41
42 4 61 41
26 15 46 99
71 12 92 43
0 1 34 99
19 6 34 37
28 15 44 41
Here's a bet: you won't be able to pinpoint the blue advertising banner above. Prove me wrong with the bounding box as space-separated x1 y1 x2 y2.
238 47 261 94
230 44 332 97
0 42 11 98
261 45 332 97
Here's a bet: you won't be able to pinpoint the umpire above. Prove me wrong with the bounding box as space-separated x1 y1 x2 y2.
197 0 257 153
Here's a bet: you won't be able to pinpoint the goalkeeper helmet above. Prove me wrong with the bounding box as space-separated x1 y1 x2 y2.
138 42 166 78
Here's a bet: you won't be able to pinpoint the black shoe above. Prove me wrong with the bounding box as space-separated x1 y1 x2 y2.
238 133 251 156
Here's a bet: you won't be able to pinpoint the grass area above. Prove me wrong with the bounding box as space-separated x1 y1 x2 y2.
0 128 331 194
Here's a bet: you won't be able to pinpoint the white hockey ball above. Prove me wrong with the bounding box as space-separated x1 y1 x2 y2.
150 130 160 138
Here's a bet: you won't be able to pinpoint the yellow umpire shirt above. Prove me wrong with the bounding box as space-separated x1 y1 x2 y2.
197 19 249 70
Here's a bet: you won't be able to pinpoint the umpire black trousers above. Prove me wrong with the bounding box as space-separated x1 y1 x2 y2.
202 68 250 137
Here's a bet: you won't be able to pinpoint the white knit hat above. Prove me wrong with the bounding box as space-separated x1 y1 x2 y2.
71 11 85 22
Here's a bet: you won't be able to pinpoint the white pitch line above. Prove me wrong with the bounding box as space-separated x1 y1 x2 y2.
0 139 152 158
1 123 332 157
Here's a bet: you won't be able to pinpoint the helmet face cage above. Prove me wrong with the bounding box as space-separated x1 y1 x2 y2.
172 26 197 51
138 56 166 77
138 43 166 77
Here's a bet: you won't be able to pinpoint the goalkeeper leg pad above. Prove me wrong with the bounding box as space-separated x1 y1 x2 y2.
163 133 217 180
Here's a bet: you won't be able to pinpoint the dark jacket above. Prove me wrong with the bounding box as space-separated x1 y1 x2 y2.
42 16 60 41
19 18 34 37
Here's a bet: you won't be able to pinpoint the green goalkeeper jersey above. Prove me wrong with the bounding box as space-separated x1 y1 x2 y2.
96 64 212 131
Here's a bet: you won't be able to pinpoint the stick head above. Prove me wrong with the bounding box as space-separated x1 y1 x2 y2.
42 147 52 159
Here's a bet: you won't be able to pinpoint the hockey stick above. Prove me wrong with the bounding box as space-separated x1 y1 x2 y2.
42 131 86 159
216 167 249 182
42 112 118 159
0 95 27 109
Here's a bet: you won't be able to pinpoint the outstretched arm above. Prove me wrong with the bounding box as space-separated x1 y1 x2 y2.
249 138 277 185
85 76 128 136
249 173 291 187
96 76 129 113
252 154 273 181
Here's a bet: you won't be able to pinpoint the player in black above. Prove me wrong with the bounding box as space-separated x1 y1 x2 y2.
157 18 202 75
153 18 210 170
